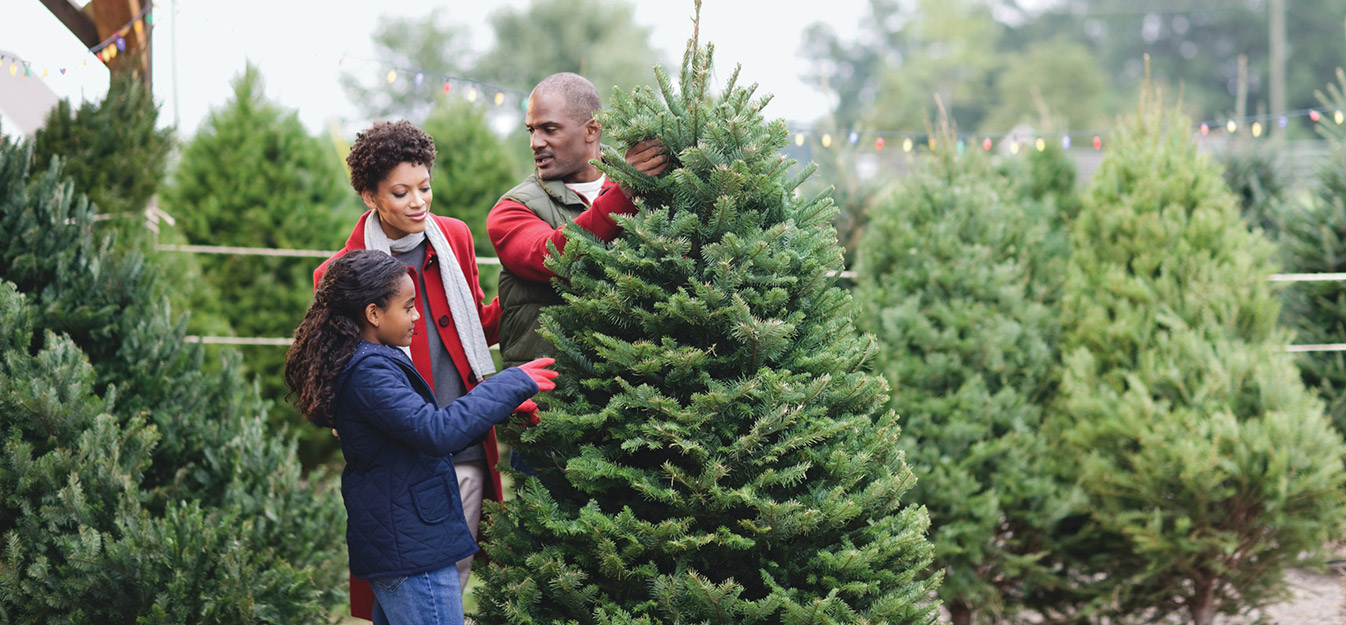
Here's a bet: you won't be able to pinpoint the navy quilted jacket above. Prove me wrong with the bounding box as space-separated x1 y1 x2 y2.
333 341 537 579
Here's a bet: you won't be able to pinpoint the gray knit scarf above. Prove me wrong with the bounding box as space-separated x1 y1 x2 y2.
363 211 496 382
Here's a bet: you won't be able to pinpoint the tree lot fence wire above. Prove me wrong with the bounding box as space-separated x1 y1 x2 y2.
159 244 1341 351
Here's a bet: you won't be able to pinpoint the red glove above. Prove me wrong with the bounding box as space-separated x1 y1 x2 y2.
518 357 557 392
513 399 540 426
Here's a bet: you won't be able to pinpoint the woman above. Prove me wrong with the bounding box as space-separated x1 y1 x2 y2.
313 120 513 620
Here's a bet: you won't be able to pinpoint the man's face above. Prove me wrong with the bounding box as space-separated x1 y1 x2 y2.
525 90 598 183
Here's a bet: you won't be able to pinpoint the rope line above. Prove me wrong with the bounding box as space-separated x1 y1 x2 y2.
161 246 1346 351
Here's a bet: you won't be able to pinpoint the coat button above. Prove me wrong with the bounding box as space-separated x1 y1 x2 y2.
438 315 451 327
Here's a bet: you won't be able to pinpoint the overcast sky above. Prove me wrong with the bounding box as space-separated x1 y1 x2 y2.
4 0 869 137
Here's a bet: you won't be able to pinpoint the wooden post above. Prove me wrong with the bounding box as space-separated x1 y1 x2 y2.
1269 0 1285 132
37 0 151 91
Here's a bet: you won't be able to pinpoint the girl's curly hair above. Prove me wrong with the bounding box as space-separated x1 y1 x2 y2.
285 250 410 427
346 120 437 194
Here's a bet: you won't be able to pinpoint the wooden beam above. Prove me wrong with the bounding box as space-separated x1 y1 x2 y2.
38 0 100 48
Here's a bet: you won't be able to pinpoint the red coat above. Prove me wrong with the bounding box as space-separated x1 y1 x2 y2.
314 210 503 620
487 178 634 280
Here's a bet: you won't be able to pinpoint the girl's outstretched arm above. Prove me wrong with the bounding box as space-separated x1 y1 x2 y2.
347 361 545 457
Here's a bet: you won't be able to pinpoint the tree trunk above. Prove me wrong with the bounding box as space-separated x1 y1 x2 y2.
950 600 972 625
1190 576 1217 625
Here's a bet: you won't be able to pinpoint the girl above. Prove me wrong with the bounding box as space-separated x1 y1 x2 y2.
318 119 515 618
285 250 556 625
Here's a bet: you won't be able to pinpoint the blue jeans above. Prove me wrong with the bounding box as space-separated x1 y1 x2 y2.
368 565 463 625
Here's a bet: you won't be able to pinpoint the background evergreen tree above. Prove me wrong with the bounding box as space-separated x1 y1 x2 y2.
32 75 173 230
478 10 940 624
0 136 346 622
422 98 529 256
163 64 362 467
1276 69 1346 436
1048 88 1346 625
339 8 471 122
30 71 232 343
473 0 663 101
854 126 1073 625
999 142 1081 225
1221 143 1289 239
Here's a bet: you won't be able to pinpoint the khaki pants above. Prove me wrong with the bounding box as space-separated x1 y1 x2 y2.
454 460 487 595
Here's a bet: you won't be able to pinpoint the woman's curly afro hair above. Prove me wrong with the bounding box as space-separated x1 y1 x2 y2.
346 120 437 194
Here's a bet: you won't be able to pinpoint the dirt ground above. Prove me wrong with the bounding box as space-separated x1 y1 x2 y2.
1220 566 1344 625
344 565 1346 625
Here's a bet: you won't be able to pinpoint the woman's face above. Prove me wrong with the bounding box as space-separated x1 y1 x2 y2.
362 162 432 239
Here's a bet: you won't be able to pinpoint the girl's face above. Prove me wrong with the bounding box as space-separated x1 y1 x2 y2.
362 162 432 240
363 273 420 347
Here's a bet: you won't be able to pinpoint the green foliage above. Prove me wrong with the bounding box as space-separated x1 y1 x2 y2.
983 38 1110 133
999 143 1082 224
163 64 361 467
29 70 230 358
477 15 940 624
798 140 890 265
806 0 1339 138
0 137 345 622
1047 0 1341 132
340 8 471 122
866 0 1003 133
1049 89 1346 625
1220 143 1289 237
1277 69 1346 436
33 75 173 229
855 131 1074 624
474 0 662 99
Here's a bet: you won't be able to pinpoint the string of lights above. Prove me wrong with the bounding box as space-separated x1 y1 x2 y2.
7 40 1344 155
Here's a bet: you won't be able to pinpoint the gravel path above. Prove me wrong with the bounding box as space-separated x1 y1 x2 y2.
1221 567 1343 625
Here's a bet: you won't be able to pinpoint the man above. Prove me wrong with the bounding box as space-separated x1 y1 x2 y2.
488 73 668 427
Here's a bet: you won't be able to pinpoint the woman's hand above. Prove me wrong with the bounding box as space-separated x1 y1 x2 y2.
518 357 558 392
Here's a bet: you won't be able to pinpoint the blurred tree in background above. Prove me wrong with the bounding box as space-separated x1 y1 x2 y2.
804 0 1345 138
0 136 346 623
32 71 233 366
340 8 472 123
474 0 663 100
855 123 1074 625
1278 69 1346 437
422 98 529 258
983 37 1111 133
33 75 172 232
1048 88 1346 625
1047 0 1346 129
163 64 361 468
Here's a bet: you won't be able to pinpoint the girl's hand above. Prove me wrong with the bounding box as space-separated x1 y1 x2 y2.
518 357 558 392
514 399 540 426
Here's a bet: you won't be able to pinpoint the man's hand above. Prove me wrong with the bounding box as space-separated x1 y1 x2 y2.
625 139 670 178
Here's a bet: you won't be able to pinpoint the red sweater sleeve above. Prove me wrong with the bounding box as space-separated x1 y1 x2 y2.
487 183 636 282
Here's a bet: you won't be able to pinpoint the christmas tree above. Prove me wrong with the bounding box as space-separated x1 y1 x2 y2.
0 134 346 622
163 64 362 467
477 7 940 624
1049 86 1346 625
33 75 173 232
855 123 1074 625
1276 69 1346 435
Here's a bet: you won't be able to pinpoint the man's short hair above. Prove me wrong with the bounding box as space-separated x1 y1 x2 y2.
532 73 601 124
